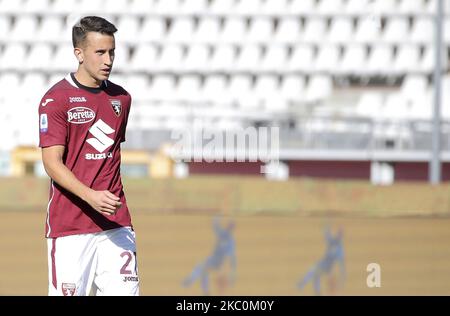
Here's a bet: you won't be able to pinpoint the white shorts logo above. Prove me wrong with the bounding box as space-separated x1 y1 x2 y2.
87 119 115 153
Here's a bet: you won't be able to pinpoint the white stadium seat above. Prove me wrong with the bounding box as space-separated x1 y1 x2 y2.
139 17 165 42
410 17 434 44
105 0 131 14
339 45 367 76
371 0 398 14
183 45 211 72
393 45 421 75
246 17 274 43
254 75 279 100
0 72 22 99
195 17 221 43
23 0 51 13
235 45 262 72
156 45 185 72
401 75 428 101
420 46 447 73
382 94 410 121
51 44 75 72
234 0 263 15
154 0 182 15
317 0 346 14
345 0 371 14
126 74 151 101
220 18 247 44
289 0 316 14
303 18 327 44
274 18 301 43
327 17 354 44
254 75 287 112
355 17 381 44
21 72 48 103
315 46 340 73
209 45 236 72
202 75 228 105
356 92 384 119
25 43 54 71
129 0 155 14
180 0 208 14
38 16 64 42
410 92 432 121
365 46 394 76
77 0 104 14
0 44 27 71
0 15 12 41
382 17 410 44
130 44 159 72
305 75 333 103
260 46 288 72
1 0 25 14
261 0 289 15
116 16 141 44
10 15 39 42
288 45 316 73
112 44 130 72
209 0 236 15
398 0 425 14
167 17 196 43
228 75 255 108
52 0 78 13
151 75 176 102
177 75 202 103
280 75 306 101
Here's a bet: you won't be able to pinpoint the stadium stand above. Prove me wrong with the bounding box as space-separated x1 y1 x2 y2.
1 0 450 181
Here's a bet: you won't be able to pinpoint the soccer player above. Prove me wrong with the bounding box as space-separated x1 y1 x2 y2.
182 216 237 295
297 225 346 296
38 16 139 296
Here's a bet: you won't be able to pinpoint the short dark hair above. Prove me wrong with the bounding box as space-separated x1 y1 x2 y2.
72 16 117 48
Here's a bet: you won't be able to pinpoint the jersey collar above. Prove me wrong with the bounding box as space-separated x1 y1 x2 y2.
65 73 107 94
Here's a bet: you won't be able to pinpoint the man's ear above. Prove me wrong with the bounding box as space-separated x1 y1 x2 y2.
74 47 84 64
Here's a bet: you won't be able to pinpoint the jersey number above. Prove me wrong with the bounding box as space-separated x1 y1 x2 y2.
120 251 137 275
87 119 115 153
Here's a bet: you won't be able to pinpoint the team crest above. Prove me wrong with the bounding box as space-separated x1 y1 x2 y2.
62 283 76 296
110 99 122 116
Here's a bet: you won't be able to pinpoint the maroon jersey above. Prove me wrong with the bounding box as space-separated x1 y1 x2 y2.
39 73 132 238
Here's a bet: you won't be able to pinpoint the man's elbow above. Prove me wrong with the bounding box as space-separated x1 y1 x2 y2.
42 159 56 178
42 156 62 179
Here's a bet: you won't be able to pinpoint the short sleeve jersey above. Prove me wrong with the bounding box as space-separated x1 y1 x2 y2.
39 73 132 238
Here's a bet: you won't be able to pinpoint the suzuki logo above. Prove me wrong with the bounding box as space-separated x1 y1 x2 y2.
87 119 115 153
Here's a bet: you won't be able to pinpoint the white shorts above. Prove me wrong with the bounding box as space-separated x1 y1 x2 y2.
47 226 139 296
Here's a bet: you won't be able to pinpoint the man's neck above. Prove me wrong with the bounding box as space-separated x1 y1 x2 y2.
74 69 102 88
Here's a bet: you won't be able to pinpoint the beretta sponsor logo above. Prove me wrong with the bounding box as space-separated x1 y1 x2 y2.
67 107 95 124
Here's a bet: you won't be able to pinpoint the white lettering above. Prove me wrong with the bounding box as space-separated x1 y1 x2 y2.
366 263 381 288
86 120 115 153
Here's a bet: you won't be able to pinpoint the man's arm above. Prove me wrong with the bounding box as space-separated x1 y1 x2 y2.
42 145 121 216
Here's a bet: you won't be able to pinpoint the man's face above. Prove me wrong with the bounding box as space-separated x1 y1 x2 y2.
78 32 115 83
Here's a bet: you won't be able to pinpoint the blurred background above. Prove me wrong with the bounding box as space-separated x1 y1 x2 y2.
1 0 450 296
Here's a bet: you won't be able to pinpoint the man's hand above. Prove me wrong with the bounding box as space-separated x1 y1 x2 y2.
85 190 122 216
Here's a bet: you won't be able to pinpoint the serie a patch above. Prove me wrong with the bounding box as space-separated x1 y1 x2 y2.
40 114 48 133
